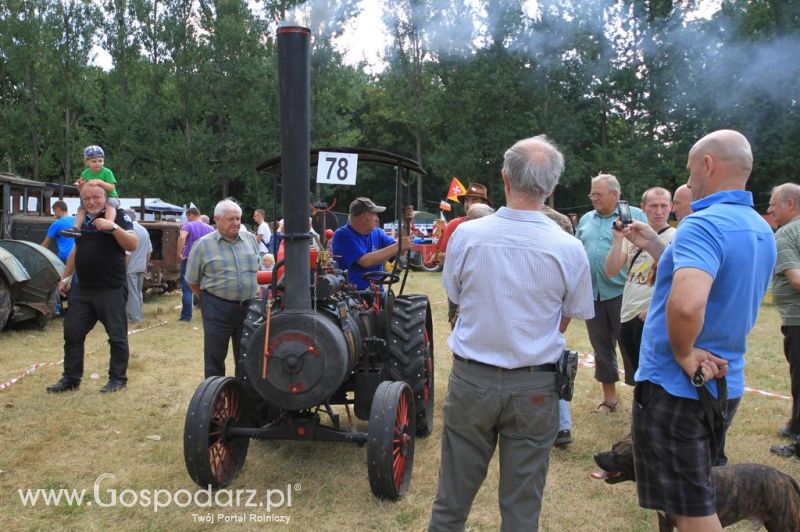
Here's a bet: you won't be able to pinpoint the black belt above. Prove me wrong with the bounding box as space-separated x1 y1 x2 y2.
202 290 253 306
453 353 556 372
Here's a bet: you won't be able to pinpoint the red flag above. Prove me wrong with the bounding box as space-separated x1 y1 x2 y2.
446 177 466 202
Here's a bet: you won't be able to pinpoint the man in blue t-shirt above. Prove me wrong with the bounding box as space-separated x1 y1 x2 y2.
41 200 76 262
623 130 776 531
331 197 411 290
42 200 77 317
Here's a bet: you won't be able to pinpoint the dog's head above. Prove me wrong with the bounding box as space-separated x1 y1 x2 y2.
591 438 636 484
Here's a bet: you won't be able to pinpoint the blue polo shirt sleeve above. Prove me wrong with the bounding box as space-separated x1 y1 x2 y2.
375 228 394 249
333 226 396 270
671 216 723 277
332 226 365 270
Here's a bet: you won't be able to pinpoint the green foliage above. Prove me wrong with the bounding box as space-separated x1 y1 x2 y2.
0 0 797 218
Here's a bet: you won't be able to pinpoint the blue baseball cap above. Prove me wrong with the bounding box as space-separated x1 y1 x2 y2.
84 145 104 159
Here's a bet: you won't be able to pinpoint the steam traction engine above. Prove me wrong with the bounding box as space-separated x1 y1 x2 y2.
182 26 434 500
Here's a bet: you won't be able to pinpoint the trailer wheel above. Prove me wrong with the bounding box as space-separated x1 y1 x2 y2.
411 247 442 272
367 381 415 500
33 287 58 329
419 247 442 272
184 377 251 488
419 260 442 273
0 276 10 330
389 295 434 436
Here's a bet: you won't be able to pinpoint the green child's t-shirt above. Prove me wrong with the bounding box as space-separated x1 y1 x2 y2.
81 166 118 197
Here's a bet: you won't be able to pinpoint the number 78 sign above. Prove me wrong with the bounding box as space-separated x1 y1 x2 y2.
315 152 359 186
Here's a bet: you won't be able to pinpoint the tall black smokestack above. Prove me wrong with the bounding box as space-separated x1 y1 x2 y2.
277 26 311 311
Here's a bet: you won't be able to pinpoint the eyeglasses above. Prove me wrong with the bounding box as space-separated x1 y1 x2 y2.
587 192 608 199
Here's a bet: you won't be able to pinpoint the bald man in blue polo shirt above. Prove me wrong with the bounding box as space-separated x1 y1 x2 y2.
623 130 776 532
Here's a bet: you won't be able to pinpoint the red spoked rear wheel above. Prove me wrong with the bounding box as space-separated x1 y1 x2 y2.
184 377 251 488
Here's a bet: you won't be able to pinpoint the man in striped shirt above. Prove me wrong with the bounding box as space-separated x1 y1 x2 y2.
185 198 260 378
428 135 594 531
768 183 800 451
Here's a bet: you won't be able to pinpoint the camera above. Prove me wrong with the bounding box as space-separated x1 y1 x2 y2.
617 200 632 227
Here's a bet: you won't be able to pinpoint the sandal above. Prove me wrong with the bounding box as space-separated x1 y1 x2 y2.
595 400 619 414
770 443 798 458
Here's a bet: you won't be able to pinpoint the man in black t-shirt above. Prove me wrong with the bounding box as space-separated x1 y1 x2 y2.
46 184 139 394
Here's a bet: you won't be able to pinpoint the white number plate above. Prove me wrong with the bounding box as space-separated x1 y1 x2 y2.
315 152 358 185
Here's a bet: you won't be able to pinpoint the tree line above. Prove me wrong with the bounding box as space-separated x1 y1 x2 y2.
1 0 798 219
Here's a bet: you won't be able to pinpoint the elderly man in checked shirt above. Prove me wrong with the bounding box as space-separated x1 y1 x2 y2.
185 198 260 378
428 135 594 531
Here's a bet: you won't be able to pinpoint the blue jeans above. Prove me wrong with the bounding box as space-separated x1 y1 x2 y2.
179 260 192 321
198 291 250 378
559 400 572 431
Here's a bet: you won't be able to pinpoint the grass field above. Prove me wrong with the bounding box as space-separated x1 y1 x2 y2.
1 271 799 531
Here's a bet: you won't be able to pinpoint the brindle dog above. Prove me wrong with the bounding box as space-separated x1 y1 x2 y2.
592 439 800 531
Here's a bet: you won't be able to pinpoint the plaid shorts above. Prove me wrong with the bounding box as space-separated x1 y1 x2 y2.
631 381 717 517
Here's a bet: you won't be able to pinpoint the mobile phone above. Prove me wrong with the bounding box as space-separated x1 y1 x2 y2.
618 200 632 226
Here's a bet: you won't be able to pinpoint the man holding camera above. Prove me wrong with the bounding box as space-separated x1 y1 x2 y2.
767 183 800 453
428 135 593 531
604 187 674 388
576 174 646 413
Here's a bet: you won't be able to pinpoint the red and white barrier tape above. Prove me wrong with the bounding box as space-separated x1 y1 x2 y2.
578 352 790 401
128 320 169 336
0 360 64 391
743 386 790 400
0 320 168 392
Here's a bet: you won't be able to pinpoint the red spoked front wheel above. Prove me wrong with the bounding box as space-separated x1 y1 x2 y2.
367 381 416 500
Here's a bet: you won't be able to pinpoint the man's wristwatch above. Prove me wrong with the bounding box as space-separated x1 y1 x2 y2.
691 367 705 388
111 223 119 232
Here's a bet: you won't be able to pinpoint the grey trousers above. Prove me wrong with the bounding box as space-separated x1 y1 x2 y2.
428 358 559 532
126 272 145 323
585 295 623 383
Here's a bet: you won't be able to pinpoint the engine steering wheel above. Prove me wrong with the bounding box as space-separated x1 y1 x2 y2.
363 270 400 286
